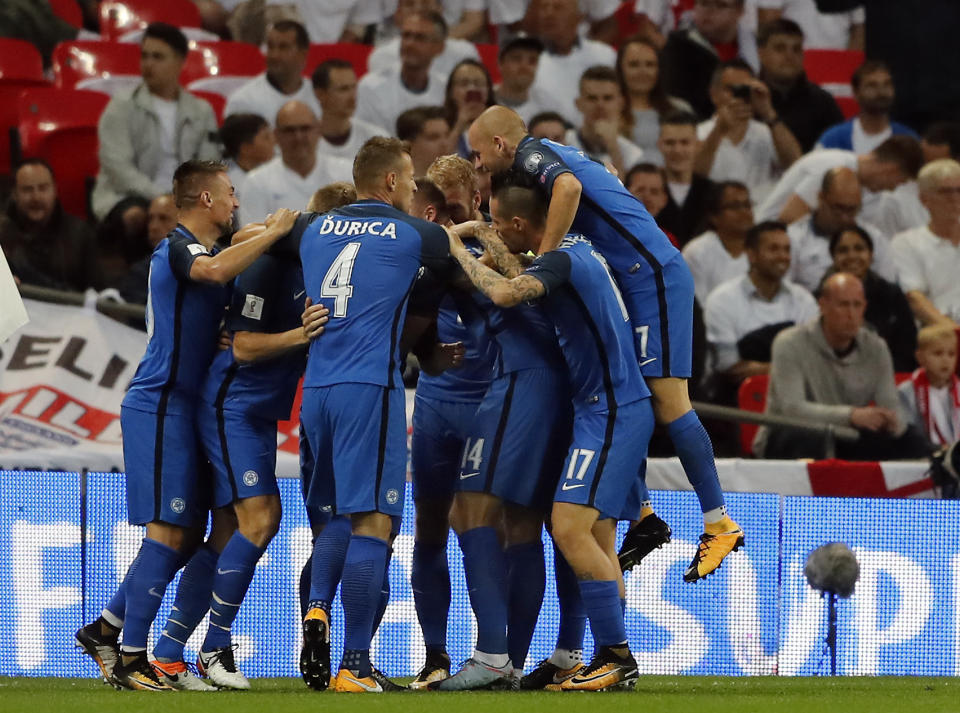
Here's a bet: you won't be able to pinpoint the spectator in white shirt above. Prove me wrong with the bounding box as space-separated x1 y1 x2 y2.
226 0 382 45
312 60 386 161
528 111 570 143
564 66 645 178
757 136 924 225
683 180 753 304
494 35 552 125
704 219 817 383
892 159 960 328
356 12 449 135
695 59 801 204
396 106 453 176
756 0 864 50
786 166 896 292
219 113 277 197
223 21 321 125
239 101 352 225
529 0 617 125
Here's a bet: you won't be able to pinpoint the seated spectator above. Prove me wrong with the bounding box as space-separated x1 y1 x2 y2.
219 114 277 198
529 0 617 125
444 60 495 159
656 111 715 246
615 35 692 164
755 272 929 461
427 154 484 225
223 21 321 125
96 196 150 283
312 60 385 160
756 18 843 152
683 181 753 303
564 66 645 177
356 11 449 134
696 59 801 204
528 111 570 143
91 23 220 221
239 101 352 225
494 35 552 124
307 181 358 213
368 0 481 78
118 194 178 305
818 61 919 154
396 106 454 176
1 159 103 292
820 226 917 373
756 0 864 50
228 0 382 45
660 0 759 120
787 166 896 292
892 159 960 328
757 135 923 225
899 324 960 448
625 163 676 243
704 220 817 385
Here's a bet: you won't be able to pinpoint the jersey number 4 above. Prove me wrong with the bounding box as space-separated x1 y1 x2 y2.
321 242 361 317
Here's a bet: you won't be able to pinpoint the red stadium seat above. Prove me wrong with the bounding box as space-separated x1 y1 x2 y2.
182 41 265 85
0 40 48 174
15 88 110 219
304 43 374 80
737 374 769 457
52 41 141 89
190 89 226 126
99 0 203 41
47 0 84 28
836 96 860 120
475 43 501 84
803 49 864 86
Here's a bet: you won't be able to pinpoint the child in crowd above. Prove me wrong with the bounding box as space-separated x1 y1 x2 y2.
899 325 960 447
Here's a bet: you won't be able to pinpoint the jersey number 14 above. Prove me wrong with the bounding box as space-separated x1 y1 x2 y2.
321 242 361 317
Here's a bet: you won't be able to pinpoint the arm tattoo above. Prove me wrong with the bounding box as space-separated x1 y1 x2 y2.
452 244 545 306
475 226 524 278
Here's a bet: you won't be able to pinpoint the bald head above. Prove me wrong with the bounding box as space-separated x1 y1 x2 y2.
816 166 862 235
819 272 866 346
468 106 528 174
275 100 319 170
821 166 860 196
820 271 864 302
276 100 316 128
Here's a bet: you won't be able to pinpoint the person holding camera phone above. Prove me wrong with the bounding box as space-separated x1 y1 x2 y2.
694 59 803 205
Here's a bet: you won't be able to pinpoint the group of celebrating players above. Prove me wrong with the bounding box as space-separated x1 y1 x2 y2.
74 105 744 694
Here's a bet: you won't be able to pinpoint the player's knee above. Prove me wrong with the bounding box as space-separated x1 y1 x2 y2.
351 511 392 540
415 505 451 546
147 521 191 551
503 505 543 546
649 377 692 424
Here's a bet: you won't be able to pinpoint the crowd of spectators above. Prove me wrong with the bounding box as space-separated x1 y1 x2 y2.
3 0 960 461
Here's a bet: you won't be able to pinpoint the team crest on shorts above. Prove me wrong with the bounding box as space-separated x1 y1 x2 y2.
170 498 186 514
385 488 399 505
243 470 259 486
524 151 543 173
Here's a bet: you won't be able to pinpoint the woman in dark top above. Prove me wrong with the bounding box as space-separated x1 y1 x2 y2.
820 225 917 373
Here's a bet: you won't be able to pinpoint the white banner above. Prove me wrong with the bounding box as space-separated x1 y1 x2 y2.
0 253 27 344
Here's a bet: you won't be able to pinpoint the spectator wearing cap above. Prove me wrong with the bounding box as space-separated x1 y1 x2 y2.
91 23 220 221
219 114 277 197
224 21 322 125
818 61 919 154
494 35 553 124
756 18 843 152
312 60 386 161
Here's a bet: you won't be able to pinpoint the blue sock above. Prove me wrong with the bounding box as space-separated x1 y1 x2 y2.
668 410 725 513
506 541 545 670
152 544 218 662
299 554 312 619
102 548 142 628
411 541 450 651
201 533 264 653
371 546 392 636
458 526 508 655
340 535 389 678
553 544 586 651
121 538 181 652
308 515 351 612
578 580 626 649
621 598 626 618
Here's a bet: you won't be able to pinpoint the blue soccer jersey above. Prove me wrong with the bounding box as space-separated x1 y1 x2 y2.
123 225 229 415
525 234 651 410
200 253 307 420
295 200 452 388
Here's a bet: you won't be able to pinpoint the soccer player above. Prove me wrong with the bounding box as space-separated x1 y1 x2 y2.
468 106 744 583
75 160 298 691
447 177 655 691
293 137 454 693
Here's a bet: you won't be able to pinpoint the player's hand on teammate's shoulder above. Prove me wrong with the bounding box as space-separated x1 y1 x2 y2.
445 225 466 252
264 208 300 234
301 297 330 341
451 220 484 238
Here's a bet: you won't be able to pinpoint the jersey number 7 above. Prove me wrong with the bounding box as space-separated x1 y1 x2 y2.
321 242 361 317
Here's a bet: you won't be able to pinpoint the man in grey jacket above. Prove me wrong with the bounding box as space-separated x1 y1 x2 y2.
92 23 220 221
755 271 929 460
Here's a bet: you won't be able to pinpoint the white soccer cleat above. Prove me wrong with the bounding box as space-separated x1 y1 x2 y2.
197 645 250 690
151 659 218 691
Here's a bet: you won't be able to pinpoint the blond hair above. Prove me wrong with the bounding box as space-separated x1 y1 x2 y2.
917 324 958 350
918 158 960 194
307 181 357 212
426 154 479 194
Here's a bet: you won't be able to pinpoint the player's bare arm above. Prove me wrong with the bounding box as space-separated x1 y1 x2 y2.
190 209 300 285
455 221 525 278
301 297 330 341
540 173 582 255
232 324 318 364
448 229 545 308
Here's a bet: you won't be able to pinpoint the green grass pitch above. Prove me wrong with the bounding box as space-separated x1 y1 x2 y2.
2 676 959 713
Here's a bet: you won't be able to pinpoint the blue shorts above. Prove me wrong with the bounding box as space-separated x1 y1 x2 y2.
300 383 407 517
197 402 280 509
554 399 654 520
411 394 480 502
121 405 210 527
298 413 334 532
619 253 694 379
619 461 649 522
457 368 572 511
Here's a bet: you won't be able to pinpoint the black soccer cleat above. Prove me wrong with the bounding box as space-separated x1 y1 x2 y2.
371 666 408 691
109 652 172 691
75 619 120 682
520 658 584 690
409 649 451 689
618 514 672 572
300 607 331 691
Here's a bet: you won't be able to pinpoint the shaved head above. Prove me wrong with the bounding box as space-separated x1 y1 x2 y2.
820 271 864 301
468 105 528 174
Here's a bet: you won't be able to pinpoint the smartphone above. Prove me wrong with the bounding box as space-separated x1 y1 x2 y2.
730 84 752 101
